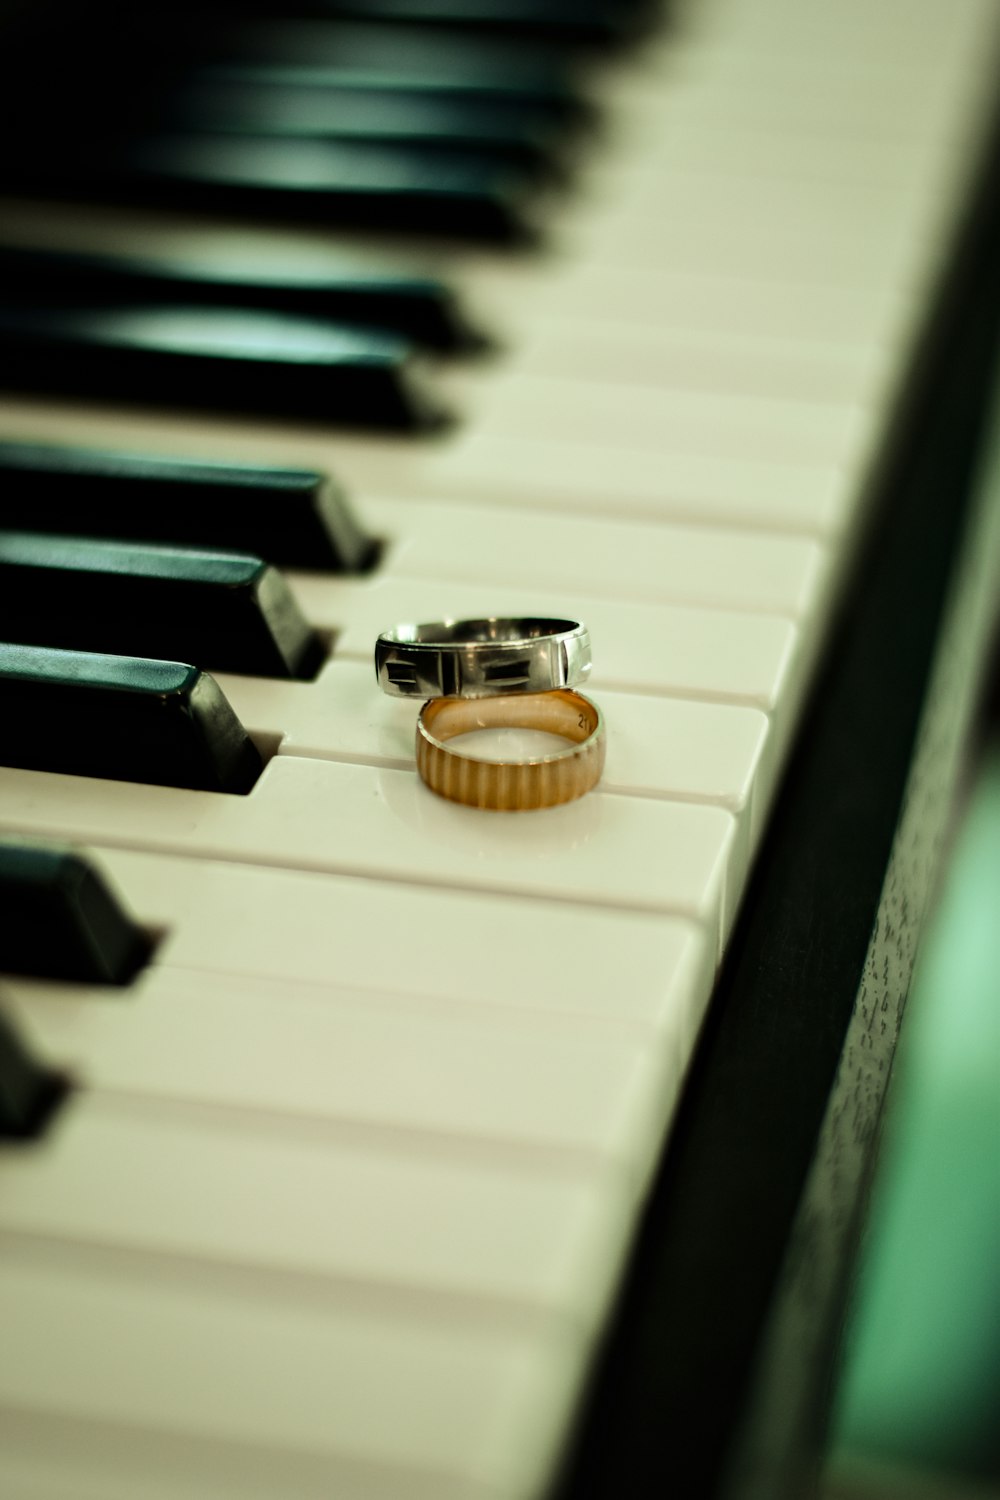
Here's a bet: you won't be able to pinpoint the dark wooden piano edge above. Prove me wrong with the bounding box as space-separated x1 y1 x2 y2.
722 461 1000 1500
555 69 1000 1500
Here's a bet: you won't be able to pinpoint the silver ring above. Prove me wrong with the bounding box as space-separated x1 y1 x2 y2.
375 617 592 699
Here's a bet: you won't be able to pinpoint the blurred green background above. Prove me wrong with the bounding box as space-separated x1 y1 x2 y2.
823 745 1000 1500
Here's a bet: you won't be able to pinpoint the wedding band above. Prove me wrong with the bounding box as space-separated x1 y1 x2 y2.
376 617 591 698
416 690 605 811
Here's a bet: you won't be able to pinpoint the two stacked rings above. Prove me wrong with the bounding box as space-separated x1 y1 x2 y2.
375 617 605 811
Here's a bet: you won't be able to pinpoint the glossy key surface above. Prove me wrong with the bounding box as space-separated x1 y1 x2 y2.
4 132 542 244
0 442 374 571
0 304 443 428
0 244 486 352
202 0 655 47
0 645 263 793
161 72 573 180
169 18 582 108
321 0 654 41
0 532 324 680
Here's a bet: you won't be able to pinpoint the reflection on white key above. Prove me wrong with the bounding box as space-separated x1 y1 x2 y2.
212 664 771 891
0 757 738 946
444 728 568 761
218 660 769 804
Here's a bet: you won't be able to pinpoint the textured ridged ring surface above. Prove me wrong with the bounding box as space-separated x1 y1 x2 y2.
416 690 605 811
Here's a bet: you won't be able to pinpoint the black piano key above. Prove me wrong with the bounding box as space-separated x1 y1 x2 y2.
0 1004 69 1141
4 19 593 181
0 839 152 985
2 132 541 244
0 644 264 794
160 18 584 114
249 0 661 47
185 61 594 131
0 304 446 429
163 72 571 181
0 245 487 353
0 443 376 572
0 533 324 681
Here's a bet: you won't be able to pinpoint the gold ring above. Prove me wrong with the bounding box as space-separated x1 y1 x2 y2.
415 690 605 811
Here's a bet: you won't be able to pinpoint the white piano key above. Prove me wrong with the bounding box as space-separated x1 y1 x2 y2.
362 495 832 618
0 1410 348 1500
291 575 802 711
0 379 863 542
593 119 956 191
508 317 892 407
593 132 946 200
0 397 850 536
0 1090 636 1324
15 843 712 1033
0 1407 483 1500
215 661 773 829
673 0 995 79
586 167 935 238
613 39 987 141
558 184 934 296
0 1243 588 1500
565 213 925 299
309 427 863 538
461 253 918 350
211 668 767 893
0 757 739 945
449 370 875 471
4 964 697 1190
216 661 418 769
598 690 771 814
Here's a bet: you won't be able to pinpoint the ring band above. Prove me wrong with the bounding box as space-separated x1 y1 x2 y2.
376 617 591 699
416 690 605 811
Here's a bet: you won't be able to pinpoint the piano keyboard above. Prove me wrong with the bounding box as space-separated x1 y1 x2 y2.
1 0 998 1495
